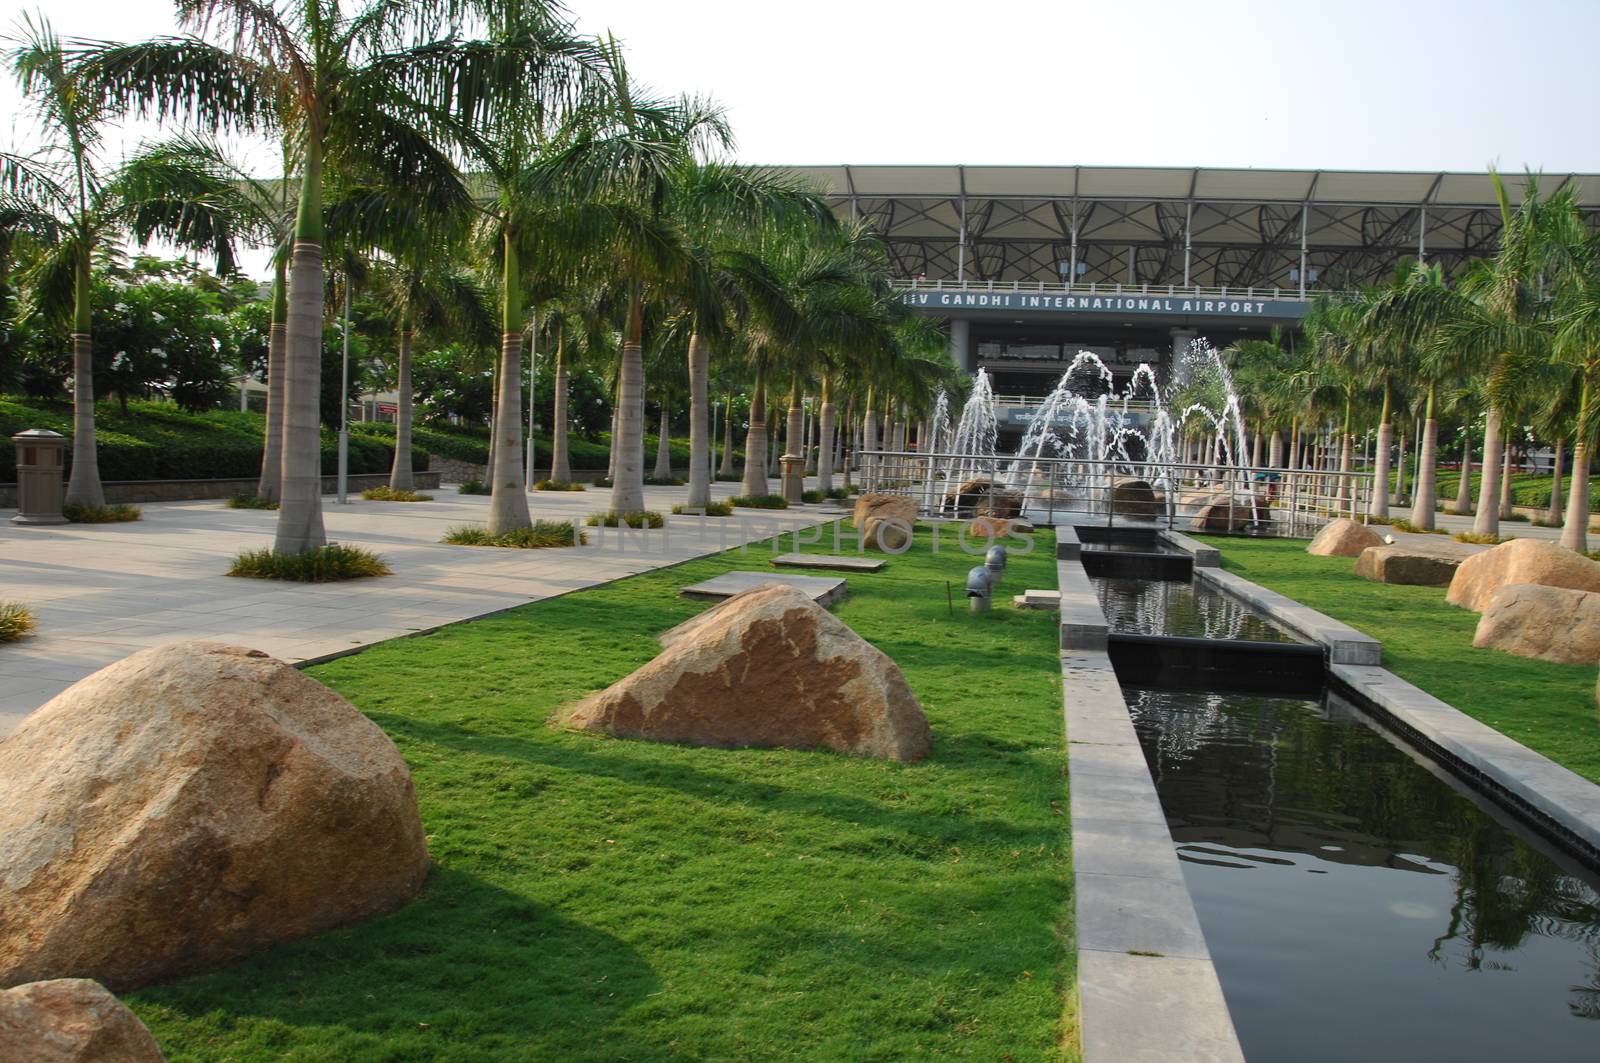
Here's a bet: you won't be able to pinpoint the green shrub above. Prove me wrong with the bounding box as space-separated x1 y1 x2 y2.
361 485 432 502
534 479 585 492
585 510 665 529
457 479 489 495
443 521 585 548
824 486 850 500
225 493 278 510
63 502 141 523
671 499 734 517
801 489 823 504
1501 512 1530 522
0 601 37 642
228 543 391 581
728 494 788 509
715 473 742 483
1453 531 1504 545
643 475 685 486
592 476 613 488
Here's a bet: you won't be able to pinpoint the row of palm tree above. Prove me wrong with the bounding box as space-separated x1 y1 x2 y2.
1220 172 1599 552
2 1 952 555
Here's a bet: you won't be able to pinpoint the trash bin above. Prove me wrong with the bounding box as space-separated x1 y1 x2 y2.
779 454 805 504
11 429 68 525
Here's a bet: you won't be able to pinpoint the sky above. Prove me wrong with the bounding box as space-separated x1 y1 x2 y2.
3 0 1597 273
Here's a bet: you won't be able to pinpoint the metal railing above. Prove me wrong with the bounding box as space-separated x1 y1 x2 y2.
892 278 1342 303
858 449 1375 537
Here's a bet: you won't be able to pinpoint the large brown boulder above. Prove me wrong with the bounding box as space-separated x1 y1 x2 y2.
1308 517 1384 557
1110 478 1160 519
1182 490 1269 532
0 643 429 992
1473 584 1600 665
0 979 166 1063
560 584 930 761
1446 537 1600 612
964 515 1034 539
944 478 1025 519
852 492 918 550
1354 545 1461 586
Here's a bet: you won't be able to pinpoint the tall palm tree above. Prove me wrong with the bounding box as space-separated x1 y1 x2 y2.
77 0 588 552
3 18 258 507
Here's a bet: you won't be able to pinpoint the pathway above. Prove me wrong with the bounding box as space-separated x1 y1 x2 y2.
0 481 843 736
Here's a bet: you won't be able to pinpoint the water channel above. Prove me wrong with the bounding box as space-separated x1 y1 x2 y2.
1082 536 1600 1062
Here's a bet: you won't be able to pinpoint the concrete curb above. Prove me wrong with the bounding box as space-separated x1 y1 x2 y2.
1157 528 1219 567
1193 566 1381 665
1057 544 1245 1063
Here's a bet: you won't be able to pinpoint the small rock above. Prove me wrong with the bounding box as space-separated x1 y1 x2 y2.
1307 518 1384 557
0 979 166 1062
1473 583 1600 664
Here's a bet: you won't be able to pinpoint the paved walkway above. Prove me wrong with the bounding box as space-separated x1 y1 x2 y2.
0 481 843 737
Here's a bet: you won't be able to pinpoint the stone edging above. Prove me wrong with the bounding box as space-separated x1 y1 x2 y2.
1058 557 1108 651
1192 565 1381 665
1058 551 1246 1062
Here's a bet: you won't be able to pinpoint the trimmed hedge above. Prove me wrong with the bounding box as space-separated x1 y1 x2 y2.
0 398 427 482
353 420 706 472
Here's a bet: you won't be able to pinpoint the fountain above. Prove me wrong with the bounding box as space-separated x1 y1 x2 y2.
921 339 1264 526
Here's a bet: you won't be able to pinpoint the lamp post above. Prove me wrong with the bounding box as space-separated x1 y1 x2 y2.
336 281 351 504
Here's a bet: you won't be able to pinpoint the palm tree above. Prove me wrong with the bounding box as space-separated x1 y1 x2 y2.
3 18 258 507
77 0 589 553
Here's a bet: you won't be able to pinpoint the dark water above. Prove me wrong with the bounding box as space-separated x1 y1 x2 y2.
1080 540 1170 554
1126 686 1600 1062
1095 575 1297 643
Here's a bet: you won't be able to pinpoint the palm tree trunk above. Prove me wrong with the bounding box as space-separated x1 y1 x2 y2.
551 330 571 483
1251 424 1263 467
1498 437 1515 519
487 236 531 535
1473 408 1503 537
64 248 104 508
389 325 415 491
273 140 330 555
1547 438 1564 526
256 256 287 502
606 388 621 480
1561 381 1590 552
686 331 711 507
1370 385 1393 518
610 290 647 515
653 405 672 480
1268 429 1283 469
741 370 769 497
818 375 836 493
862 397 878 487
1395 426 1409 505
1412 388 1439 529
719 395 737 478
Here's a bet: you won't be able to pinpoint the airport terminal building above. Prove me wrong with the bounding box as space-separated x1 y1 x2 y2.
788 165 1600 404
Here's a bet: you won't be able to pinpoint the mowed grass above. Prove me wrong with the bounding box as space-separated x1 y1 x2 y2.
126 524 1074 1061
1200 535 1600 783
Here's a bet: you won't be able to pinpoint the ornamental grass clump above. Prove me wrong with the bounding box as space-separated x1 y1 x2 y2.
63 502 141 523
0 601 37 642
361 486 432 502
225 494 278 510
228 544 391 582
643 475 685 486
824 487 850 500
728 494 788 510
534 479 585 492
801 489 824 504
457 480 489 495
1454 531 1505 545
585 510 665 529
442 522 585 548
671 500 733 517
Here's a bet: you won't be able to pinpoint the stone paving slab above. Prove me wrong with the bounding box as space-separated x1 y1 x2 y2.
0 482 835 737
1077 951 1245 1063
1058 558 1109 650
1074 872 1214 959
680 571 846 605
770 552 884 572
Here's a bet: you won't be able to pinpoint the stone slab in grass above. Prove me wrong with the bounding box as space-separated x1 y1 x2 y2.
1013 589 1061 610
680 571 846 606
771 552 884 573
1354 545 1462 586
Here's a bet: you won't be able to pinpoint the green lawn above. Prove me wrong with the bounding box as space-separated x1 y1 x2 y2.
126 524 1075 1061
1200 535 1600 783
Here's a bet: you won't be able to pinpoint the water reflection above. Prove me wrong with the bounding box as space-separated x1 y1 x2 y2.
1126 686 1600 1062
1095 575 1295 643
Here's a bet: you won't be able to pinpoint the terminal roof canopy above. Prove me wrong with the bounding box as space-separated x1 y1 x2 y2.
779 165 1600 291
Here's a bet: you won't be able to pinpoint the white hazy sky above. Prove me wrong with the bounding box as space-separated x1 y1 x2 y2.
2 0 1596 273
